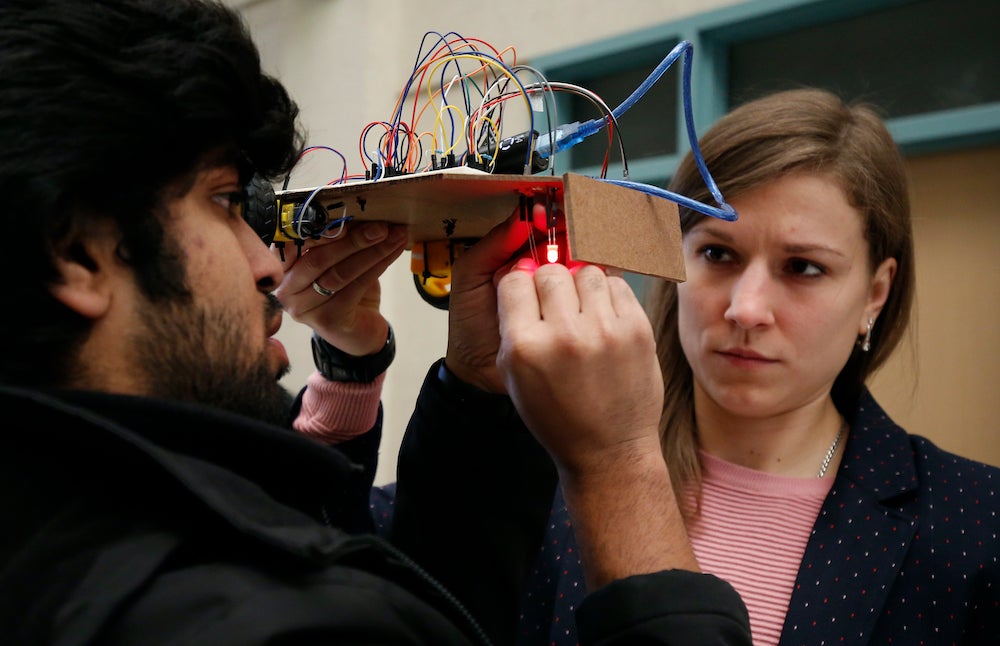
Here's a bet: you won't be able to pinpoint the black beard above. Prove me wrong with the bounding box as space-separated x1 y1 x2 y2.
132 295 293 426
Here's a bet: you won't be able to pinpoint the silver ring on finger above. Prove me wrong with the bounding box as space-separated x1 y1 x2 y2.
312 280 336 298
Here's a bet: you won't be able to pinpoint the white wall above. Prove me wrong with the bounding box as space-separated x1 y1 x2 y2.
234 0 745 484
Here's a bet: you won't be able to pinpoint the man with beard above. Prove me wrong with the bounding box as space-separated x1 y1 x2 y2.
0 0 751 644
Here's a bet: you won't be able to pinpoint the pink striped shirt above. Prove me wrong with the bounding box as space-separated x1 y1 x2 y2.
685 450 834 646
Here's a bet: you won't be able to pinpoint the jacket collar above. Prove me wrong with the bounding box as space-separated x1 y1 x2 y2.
2 385 367 558
838 389 920 502
781 390 920 645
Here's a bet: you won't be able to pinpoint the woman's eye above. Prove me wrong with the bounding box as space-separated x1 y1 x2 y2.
701 245 733 263
788 258 824 276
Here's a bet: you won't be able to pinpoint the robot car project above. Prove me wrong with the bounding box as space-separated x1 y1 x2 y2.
241 33 736 309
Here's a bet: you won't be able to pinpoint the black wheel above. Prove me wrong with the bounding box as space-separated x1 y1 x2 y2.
413 273 451 310
243 175 277 246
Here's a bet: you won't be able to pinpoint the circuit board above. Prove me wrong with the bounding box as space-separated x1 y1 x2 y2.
276 168 685 282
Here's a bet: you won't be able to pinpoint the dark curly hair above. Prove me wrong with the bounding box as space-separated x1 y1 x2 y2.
0 0 304 386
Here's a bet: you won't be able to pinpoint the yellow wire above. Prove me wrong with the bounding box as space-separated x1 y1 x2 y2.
474 115 501 167
386 43 524 172
431 104 467 156
424 53 532 156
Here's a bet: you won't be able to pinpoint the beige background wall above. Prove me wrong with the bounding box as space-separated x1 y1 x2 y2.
870 145 1000 467
231 0 1000 482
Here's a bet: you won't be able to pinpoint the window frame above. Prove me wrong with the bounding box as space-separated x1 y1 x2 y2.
532 0 1000 185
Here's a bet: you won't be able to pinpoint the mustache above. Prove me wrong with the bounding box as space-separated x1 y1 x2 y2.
266 292 283 318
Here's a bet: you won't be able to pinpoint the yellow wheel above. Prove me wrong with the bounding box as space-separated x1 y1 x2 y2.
409 239 476 310
412 272 452 310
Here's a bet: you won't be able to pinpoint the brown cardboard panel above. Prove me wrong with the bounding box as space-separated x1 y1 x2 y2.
277 168 684 282
563 174 684 282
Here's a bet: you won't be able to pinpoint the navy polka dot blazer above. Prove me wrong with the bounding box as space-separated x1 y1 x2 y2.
514 391 1000 645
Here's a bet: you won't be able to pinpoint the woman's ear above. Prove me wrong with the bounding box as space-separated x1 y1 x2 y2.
862 256 897 330
49 234 121 319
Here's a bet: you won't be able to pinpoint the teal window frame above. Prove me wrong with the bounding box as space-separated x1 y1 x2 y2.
532 0 1000 186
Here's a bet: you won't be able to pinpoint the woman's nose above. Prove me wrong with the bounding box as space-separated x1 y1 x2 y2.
723 263 776 329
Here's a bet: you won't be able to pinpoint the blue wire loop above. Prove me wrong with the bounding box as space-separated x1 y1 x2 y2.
574 40 737 221
292 38 735 224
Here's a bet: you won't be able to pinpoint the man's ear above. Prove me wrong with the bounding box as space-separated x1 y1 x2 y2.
49 233 122 319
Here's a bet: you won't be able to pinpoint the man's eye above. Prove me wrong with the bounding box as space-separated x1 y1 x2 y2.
213 191 244 215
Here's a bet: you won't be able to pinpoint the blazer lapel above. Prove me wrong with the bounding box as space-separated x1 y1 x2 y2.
780 394 919 646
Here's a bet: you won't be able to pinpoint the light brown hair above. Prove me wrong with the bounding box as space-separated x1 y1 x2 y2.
645 88 915 513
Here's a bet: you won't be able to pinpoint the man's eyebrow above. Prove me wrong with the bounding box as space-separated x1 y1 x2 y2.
200 164 241 184
197 146 248 177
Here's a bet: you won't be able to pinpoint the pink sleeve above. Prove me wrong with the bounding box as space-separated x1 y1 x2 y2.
292 370 385 444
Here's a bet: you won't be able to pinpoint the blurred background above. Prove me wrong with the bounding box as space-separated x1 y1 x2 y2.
226 0 1000 483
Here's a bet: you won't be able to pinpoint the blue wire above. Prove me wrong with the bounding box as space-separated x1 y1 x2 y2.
291 184 356 239
555 40 736 220
602 179 736 221
610 41 686 121
389 31 535 174
360 121 392 178
675 42 731 216
389 32 470 170
300 145 348 185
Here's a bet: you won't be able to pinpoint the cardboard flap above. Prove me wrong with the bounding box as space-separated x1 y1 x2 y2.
563 174 684 282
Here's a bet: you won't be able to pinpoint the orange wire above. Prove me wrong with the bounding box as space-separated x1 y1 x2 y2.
367 36 519 174
403 39 515 170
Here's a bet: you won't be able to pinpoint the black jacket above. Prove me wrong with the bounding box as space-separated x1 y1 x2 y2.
1 365 752 645
0 386 491 644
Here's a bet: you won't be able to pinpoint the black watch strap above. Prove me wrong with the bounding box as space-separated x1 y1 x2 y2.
311 325 395 383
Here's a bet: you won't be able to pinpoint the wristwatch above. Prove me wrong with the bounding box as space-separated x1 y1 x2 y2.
310 325 395 383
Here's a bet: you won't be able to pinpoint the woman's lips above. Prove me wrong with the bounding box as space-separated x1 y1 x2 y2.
717 347 777 367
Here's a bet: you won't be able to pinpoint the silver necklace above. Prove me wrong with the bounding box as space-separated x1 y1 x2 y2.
817 423 846 478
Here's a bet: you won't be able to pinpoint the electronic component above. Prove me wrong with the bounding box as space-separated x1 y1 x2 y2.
274 170 687 296
242 175 340 261
240 34 736 307
473 130 549 175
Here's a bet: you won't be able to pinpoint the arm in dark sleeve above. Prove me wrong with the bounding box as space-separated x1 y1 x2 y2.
97 556 480 645
288 385 382 535
391 359 558 646
576 570 752 645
